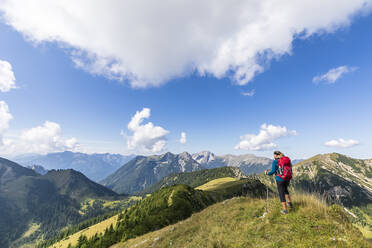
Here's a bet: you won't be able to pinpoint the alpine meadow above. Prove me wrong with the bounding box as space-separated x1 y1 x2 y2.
0 1 372 248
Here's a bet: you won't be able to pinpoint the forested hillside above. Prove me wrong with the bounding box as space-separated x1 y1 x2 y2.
0 157 131 248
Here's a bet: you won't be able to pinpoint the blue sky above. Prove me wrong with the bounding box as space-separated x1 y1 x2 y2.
0 1 371 159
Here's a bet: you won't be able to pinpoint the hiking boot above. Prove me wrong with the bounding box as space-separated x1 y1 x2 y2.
287 202 293 209
281 210 288 215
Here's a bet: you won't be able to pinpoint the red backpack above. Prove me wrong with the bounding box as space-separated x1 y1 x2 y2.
277 156 292 181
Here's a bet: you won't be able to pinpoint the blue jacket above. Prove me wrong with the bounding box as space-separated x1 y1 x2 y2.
267 159 284 182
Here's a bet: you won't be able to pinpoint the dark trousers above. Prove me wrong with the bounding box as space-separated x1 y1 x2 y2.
276 180 290 202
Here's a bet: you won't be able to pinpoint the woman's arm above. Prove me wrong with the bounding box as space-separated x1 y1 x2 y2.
267 160 277 176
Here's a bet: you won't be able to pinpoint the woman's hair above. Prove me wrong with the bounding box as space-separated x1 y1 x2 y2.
273 150 284 156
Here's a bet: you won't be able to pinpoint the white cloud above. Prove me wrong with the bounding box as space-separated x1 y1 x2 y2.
0 121 80 155
242 89 255 97
324 138 359 148
124 108 169 154
0 60 17 92
179 132 187 144
1 1 370 87
0 101 13 144
313 66 358 83
235 123 297 151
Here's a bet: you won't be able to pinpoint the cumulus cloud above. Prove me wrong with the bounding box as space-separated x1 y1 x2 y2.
324 138 359 148
0 101 13 144
242 89 255 97
235 124 297 151
179 132 187 144
0 60 17 92
0 121 80 155
124 108 169 154
313 66 358 83
0 1 371 87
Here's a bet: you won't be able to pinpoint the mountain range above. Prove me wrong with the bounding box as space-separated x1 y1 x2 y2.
2 151 371 247
101 151 273 194
9 150 276 196
12 151 134 182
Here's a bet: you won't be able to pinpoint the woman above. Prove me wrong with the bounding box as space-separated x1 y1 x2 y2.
265 150 293 214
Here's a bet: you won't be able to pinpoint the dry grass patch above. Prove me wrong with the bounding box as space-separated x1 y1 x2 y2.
195 177 238 191
49 215 118 248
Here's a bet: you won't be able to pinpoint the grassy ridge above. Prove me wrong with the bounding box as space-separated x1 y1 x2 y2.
58 177 266 248
258 153 372 240
64 184 216 248
114 194 370 248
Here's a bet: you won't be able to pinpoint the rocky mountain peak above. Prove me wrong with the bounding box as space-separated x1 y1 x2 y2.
192 151 215 164
177 151 192 160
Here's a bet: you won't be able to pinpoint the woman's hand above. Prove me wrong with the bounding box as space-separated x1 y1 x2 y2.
265 170 268 175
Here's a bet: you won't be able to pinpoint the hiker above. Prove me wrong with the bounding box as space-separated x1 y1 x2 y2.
265 150 293 214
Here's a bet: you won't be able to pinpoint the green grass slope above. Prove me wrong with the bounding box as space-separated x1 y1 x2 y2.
114 194 370 248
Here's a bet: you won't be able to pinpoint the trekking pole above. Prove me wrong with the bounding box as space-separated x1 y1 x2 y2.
260 185 269 218
266 186 269 213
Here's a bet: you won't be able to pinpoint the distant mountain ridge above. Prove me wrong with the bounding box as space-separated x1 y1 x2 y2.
192 151 272 174
13 151 134 182
0 157 37 185
42 169 120 200
100 152 202 194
